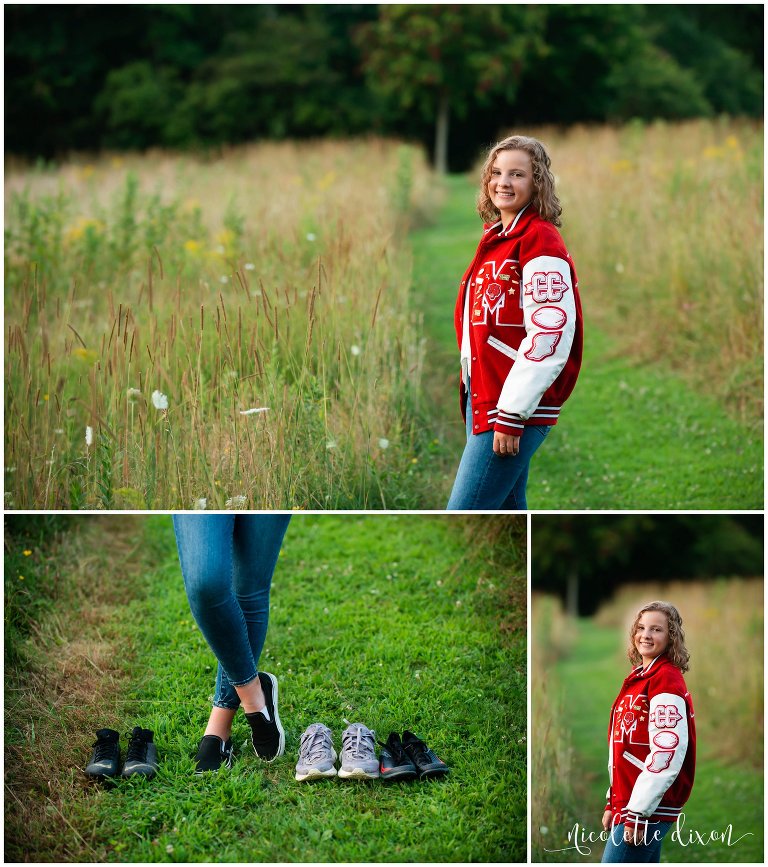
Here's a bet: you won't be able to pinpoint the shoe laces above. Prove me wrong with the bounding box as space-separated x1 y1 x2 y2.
125 727 151 762
341 722 376 760
299 723 334 764
403 731 429 763
92 739 116 762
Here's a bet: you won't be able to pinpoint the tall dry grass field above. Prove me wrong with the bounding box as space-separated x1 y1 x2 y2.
543 118 763 421
5 140 434 509
593 578 764 767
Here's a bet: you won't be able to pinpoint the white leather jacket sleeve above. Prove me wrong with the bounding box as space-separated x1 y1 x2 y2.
497 254 576 418
626 692 689 818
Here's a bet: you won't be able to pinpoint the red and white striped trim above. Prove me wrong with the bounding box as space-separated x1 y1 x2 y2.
489 409 525 432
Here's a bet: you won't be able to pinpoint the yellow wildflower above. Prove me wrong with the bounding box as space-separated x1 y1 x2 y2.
73 347 98 364
317 170 337 191
65 217 105 244
610 159 633 174
23 550 32 556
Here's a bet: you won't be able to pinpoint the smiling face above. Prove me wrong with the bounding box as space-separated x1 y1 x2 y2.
634 610 670 664
488 149 535 227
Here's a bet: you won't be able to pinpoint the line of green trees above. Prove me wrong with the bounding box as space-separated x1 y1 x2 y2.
532 515 764 616
6 4 763 169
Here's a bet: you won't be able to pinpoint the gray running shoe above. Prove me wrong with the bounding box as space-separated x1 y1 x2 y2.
295 723 337 782
338 722 379 779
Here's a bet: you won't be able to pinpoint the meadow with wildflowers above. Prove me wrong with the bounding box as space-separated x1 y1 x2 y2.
5 119 763 509
5 140 434 509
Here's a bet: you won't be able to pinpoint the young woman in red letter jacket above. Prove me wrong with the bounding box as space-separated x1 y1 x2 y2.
601 601 696 863
446 135 583 510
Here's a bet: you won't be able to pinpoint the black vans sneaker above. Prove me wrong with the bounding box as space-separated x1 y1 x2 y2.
402 731 450 779
244 671 285 761
194 735 234 774
85 728 121 779
378 732 418 781
121 727 158 779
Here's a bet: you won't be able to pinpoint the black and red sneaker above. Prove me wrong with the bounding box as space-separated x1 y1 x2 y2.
378 732 418 781
402 731 451 779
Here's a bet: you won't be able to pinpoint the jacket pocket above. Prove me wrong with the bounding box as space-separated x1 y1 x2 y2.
622 750 647 772
486 335 518 360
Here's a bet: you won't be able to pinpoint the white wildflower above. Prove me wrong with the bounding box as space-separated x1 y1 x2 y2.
239 407 269 416
127 387 142 400
540 826 549 836
54 429 64 435
306 232 316 242
378 437 390 449
244 262 255 271
193 498 207 510
350 344 361 356
166 845 174 854
151 390 169 410
225 495 247 509
219 275 228 284
85 426 93 447
326 439 337 450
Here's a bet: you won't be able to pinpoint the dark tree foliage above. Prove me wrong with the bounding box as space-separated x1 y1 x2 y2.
4 4 763 166
532 515 764 616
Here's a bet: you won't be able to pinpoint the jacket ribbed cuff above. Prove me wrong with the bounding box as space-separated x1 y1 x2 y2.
493 410 525 435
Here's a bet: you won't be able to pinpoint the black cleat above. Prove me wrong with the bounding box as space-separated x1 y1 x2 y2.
245 671 285 761
121 726 158 779
85 728 121 779
378 732 418 781
402 731 451 779
194 735 234 774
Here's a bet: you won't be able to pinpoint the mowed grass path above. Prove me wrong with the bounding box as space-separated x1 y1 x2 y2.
411 175 763 509
20 516 524 862
543 619 763 863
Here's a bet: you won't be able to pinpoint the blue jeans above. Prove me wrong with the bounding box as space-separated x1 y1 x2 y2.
447 390 551 510
173 514 290 709
601 822 672 863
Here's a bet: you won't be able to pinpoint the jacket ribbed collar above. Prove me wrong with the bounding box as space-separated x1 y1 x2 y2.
482 203 535 243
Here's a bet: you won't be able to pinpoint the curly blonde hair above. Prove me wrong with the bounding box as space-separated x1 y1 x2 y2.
628 600 690 673
476 135 562 226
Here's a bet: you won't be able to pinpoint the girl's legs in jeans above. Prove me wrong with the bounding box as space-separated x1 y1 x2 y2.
173 514 290 740
601 822 672 863
447 389 551 510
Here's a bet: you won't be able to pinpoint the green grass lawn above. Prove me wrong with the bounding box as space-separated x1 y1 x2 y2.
8 515 525 862
535 619 763 863
411 175 763 509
